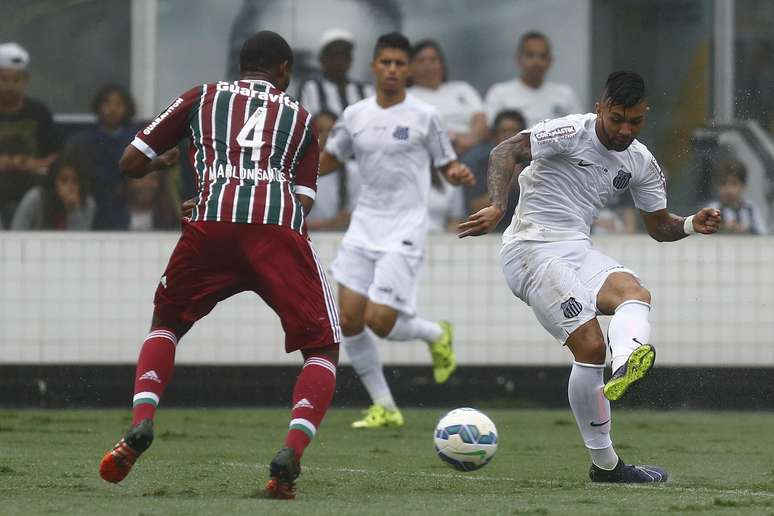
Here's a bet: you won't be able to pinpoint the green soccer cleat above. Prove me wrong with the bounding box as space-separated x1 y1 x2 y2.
604 343 656 401
428 321 456 384
351 404 405 429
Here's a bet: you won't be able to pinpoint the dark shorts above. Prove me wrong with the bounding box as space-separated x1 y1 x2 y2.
154 220 341 352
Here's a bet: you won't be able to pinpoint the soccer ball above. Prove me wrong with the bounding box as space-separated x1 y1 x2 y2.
433 408 498 471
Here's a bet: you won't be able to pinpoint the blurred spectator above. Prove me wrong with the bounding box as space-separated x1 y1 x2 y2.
297 28 374 116
66 84 136 229
707 159 768 235
484 32 580 127
306 110 351 231
0 42 59 228
10 156 95 230
427 168 465 233
408 39 487 156
462 109 526 232
126 171 179 231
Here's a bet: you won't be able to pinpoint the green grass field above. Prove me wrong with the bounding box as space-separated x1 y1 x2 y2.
1 408 773 515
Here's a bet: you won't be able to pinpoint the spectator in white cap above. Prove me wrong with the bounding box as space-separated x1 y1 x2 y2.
297 28 374 116
0 42 60 228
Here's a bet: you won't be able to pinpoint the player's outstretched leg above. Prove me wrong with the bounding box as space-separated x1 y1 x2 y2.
386 315 456 384
266 349 337 499
604 300 654 401
99 328 177 483
346 329 404 428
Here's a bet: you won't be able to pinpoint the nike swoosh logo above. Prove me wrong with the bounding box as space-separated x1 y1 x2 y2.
578 160 595 167
590 419 610 427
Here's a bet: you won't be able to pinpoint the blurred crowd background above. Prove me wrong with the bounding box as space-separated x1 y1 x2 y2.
1 0 772 236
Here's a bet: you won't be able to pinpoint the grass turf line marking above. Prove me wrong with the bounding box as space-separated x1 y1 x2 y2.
223 461 774 498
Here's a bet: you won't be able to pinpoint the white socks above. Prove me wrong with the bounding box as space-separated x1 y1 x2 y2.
343 329 397 411
385 314 443 343
568 361 619 470
608 300 651 372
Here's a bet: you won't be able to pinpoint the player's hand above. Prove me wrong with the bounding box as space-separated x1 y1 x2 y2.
181 197 196 219
457 205 503 238
444 162 475 186
693 207 721 234
154 147 180 170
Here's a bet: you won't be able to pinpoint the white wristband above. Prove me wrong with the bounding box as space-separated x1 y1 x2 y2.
683 215 696 235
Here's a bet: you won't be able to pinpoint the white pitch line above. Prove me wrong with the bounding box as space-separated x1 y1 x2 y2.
223 462 774 498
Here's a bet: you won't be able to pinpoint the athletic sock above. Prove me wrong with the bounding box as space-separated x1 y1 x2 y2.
385 314 443 343
131 329 178 426
344 329 397 411
568 361 619 470
608 300 651 372
285 353 337 461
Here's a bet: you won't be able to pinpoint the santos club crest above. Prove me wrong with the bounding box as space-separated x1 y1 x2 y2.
613 169 632 189
561 297 583 318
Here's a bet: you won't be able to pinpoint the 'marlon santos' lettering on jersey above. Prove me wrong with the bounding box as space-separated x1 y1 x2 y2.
132 79 319 232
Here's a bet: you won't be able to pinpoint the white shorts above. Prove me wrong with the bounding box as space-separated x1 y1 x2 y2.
330 243 422 315
500 239 639 344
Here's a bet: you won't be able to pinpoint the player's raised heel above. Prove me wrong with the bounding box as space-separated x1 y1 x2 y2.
589 458 668 483
351 404 405 429
99 419 154 483
429 321 456 384
265 447 301 500
603 344 656 401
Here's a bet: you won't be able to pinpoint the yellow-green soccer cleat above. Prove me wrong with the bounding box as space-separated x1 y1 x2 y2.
428 321 456 384
351 404 405 429
603 343 656 401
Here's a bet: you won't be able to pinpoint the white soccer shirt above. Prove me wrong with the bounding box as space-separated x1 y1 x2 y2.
325 94 457 255
484 79 580 127
503 113 667 245
409 81 484 135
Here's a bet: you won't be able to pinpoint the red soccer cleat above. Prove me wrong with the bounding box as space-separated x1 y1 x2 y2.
264 447 300 500
99 419 154 483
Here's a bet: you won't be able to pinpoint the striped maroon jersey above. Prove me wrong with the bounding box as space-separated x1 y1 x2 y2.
132 79 318 232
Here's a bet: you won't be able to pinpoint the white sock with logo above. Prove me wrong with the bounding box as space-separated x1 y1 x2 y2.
608 301 651 372
568 361 619 470
344 329 397 411
385 314 443 343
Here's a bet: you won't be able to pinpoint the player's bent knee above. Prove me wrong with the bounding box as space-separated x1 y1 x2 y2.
365 313 393 338
339 313 365 337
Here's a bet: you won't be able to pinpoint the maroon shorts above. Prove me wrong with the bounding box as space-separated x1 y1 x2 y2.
154 220 341 352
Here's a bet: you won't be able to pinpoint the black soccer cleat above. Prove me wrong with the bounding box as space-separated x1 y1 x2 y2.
604 343 656 401
99 419 154 483
589 458 668 483
264 447 301 500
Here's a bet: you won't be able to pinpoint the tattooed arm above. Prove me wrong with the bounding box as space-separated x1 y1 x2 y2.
641 208 721 242
458 133 532 238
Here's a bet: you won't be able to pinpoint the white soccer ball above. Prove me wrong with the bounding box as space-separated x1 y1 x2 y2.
433 407 498 471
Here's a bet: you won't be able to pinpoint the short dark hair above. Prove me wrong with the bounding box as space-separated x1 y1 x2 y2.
373 32 411 60
517 31 550 56
602 71 646 107
240 31 294 74
714 159 747 186
493 109 527 131
91 83 136 125
410 39 447 82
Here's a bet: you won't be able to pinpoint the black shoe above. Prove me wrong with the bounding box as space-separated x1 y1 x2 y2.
589 458 668 483
265 447 301 499
604 343 656 401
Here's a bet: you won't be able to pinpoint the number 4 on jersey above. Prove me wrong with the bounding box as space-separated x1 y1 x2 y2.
236 107 268 162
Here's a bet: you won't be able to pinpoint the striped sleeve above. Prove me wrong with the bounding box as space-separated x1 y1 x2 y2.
132 86 202 159
294 120 320 199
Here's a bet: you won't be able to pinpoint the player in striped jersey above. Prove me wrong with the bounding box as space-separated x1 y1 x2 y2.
99 31 340 500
